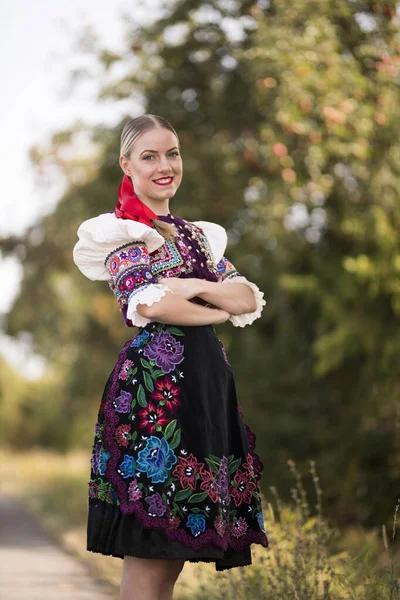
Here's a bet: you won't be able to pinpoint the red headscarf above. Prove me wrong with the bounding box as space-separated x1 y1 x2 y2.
115 174 158 227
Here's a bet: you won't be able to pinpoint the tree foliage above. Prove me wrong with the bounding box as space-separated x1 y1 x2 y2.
1 0 399 526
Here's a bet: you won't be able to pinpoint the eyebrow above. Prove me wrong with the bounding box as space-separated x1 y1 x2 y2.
140 146 179 155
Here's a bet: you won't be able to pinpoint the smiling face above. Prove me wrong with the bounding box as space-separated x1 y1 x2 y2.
119 127 183 212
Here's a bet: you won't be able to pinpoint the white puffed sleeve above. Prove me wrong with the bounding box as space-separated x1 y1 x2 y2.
72 212 173 328
193 220 266 327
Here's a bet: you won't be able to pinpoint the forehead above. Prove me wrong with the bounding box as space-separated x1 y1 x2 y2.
134 127 178 152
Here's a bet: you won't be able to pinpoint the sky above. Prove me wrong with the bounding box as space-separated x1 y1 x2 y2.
0 0 161 376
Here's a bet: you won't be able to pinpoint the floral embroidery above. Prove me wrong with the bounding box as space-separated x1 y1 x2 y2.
216 256 240 280
119 455 136 479
115 424 131 447
145 492 168 517
130 329 150 348
199 468 220 503
128 479 143 501
186 513 206 537
113 390 132 413
143 331 184 373
118 360 135 381
215 455 230 503
151 376 181 412
138 402 170 434
214 515 228 537
229 468 257 507
98 448 111 476
88 323 268 554
173 453 204 490
105 242 157 309
256 511 265 532
230 517 249 538
136 436 178 483
169 514 181 529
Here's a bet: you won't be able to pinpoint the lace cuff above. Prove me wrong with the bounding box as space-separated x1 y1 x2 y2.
127 283 172 328
222 276 266 327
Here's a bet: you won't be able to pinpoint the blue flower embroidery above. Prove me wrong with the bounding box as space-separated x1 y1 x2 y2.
186 513 206 537
120 455 136 479
256 511 265 532
98 448 111 476
130 329 150 349
136 436 177 483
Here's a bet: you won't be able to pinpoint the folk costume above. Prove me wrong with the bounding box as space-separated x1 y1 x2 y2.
72 175 269 571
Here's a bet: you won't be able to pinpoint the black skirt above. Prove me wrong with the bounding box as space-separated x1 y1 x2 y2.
87 322 269 571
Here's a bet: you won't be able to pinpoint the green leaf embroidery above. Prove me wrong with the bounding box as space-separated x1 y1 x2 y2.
128 396 137 418
169 428 181 449
167 327 185 336
188 491 209 503
228 457 242 474
151 369 165 380
137 384 147 408
209 454 221 464
172 501 184 517
143 371 154 392
140 358 153 370
164 419 177 441
174 486 192 501
204 457 219 473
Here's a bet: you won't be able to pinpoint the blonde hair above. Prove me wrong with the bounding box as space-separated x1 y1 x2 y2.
120 114 179 240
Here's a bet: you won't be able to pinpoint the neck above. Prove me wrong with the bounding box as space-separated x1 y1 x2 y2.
139 197 170 216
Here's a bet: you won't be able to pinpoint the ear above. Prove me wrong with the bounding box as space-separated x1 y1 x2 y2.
119 155 131 176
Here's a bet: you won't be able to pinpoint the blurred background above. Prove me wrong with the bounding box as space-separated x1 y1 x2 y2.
1 0 399 597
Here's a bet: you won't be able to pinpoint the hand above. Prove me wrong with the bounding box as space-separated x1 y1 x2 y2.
158 277 205 300
213 309 230 324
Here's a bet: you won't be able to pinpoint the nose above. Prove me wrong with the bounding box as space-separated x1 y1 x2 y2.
157 155 173 172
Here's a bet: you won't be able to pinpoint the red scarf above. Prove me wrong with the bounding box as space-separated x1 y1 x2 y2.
115 174 158 227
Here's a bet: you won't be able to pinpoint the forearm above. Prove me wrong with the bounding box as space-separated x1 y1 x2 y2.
136 291 228 325
196 280 257 315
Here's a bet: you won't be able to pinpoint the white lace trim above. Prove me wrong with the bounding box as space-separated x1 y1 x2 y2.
126 284 172 328
222 275 266 327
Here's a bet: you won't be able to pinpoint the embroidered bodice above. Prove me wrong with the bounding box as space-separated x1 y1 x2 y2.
73 212 265 328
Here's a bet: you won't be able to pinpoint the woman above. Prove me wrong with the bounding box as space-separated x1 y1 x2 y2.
73 114 268 600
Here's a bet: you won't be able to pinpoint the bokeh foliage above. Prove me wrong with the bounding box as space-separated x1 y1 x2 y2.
1 0 399 529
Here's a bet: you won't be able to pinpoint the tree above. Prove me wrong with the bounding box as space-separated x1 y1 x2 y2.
1 0 399 526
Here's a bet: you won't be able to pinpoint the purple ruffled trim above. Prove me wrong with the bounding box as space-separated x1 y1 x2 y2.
102 341 269 553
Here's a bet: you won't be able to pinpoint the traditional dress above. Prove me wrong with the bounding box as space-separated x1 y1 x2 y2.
73 211 269 571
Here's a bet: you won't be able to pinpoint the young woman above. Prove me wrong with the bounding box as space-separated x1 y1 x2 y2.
73 114 268 600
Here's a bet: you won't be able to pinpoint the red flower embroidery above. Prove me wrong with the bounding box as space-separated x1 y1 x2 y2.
138 402 170 434
229 516 249 538
172 453 204 490
128 479 142 501
214 516 227 537
242 452 256 479
151 376 181 413
115 424 131 447
169 514 181 529
199 468 220 503
229 468 256 507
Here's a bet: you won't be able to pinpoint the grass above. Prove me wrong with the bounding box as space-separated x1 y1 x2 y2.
1 447 398 599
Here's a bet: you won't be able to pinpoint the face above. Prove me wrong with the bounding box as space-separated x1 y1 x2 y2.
119 127 183 206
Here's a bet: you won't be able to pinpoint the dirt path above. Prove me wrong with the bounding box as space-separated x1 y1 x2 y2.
0 493 116 599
